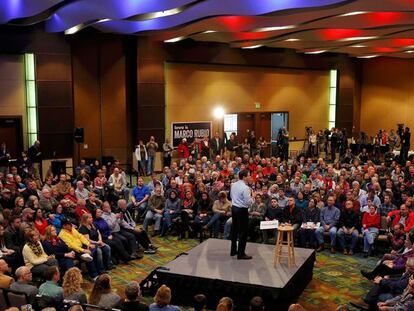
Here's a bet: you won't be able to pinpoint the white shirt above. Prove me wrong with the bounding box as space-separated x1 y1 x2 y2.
231 180 254 208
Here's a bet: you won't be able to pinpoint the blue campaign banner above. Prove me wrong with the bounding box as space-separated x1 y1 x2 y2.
171 121 212 147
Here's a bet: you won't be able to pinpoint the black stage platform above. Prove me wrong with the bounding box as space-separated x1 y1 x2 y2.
154 239 315 310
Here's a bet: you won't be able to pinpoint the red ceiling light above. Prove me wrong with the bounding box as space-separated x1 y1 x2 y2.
373 47 398 53
234 32 269 40
218 16 253 31
366 12 403 25
390 38 414 47
321 29 362 40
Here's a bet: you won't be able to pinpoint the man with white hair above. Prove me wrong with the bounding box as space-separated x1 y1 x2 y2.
10 266 38 302
75 181 89 201
39 188 58 214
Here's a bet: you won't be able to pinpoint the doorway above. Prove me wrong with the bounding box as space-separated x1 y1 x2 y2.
0 117 23 158
271 112 289 156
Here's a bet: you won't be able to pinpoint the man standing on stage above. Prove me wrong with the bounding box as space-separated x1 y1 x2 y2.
230 170 255 260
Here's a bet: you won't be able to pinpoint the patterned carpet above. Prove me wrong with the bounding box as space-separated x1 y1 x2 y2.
82 236 378 310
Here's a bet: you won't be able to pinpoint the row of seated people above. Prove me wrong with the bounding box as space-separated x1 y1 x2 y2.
129 176 414 257
0 259 345 311
0 198 158 281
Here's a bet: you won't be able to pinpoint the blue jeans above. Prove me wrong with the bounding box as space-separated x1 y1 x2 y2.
163 211 180 229
315 226 337 247
207 213 229 237
128 201 148 219
138 160 147 176
363 227 379 252
143 210 163 231
337 228 359 251
147 156 155 175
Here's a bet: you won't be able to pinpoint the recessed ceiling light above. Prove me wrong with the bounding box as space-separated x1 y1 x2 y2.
305 50 326 54
203 30 217 34
285 38 300 42
164 36 185 43
405 50 414 53
242 45 263 49
252 25 296 32
351 45 366 48
340 11 369 17
340 36 378 42
357 55 378 58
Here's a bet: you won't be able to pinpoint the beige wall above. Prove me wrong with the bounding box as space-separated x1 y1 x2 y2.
0 54 27 148
360 58 414 145
165 63 330 140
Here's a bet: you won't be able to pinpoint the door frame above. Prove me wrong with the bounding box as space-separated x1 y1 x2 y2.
0 116 24 156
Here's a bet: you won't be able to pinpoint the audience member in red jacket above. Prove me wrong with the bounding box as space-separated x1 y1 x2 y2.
177 139 190 160
387 205 414 232
362 205 380 257
75 199 91 220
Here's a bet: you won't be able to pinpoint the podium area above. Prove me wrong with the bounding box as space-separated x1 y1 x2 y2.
154 239 315 311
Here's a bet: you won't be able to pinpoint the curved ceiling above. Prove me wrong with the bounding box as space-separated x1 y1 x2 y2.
3 0 414 58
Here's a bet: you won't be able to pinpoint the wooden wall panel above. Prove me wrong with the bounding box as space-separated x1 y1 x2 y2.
72 34 129 165
37 81 72 107
136 38 165 144
71 35 101 160
100 38 128 164
36 51 73 159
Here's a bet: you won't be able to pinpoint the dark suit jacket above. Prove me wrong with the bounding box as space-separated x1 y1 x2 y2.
210 137 224 155
282 206 303 226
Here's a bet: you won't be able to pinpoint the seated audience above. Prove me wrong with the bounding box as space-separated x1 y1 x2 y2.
249 296 265 311
39 266 63 302
193 294 207 311
34 208 48 238
62 267 87 304
150 284 181 311
0 259 13 289
337 200 359 255
362 204 381 257
362 257 414 310
42 225 75 274
22 229 58 278
118 199 157 254
144 186 165 235
94 207 133 263
78 213 114 272
298 198 320 248
59 218 102 279
101 201 140 259
89 274 121 308
315 196 340 253
387 204 414 232
377 275 414 310
247 194 265 241
9 266 38 303
216 297 233 311
121 281 149 311
161 190 181 236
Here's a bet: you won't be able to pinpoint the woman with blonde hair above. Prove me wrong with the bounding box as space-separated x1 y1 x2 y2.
42 225 75 275
216 297 233 311
89 274 121 308
149 284 181 311
22 229 58 278
62 267 87 304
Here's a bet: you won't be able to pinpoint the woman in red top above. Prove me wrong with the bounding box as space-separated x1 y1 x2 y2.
34 208 48 238
64 187 77 205
362 204 380 257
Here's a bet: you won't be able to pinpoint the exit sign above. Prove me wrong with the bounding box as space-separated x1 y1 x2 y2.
255 102 261 109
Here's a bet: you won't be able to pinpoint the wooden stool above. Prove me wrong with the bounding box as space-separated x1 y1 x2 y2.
274 224 296 267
